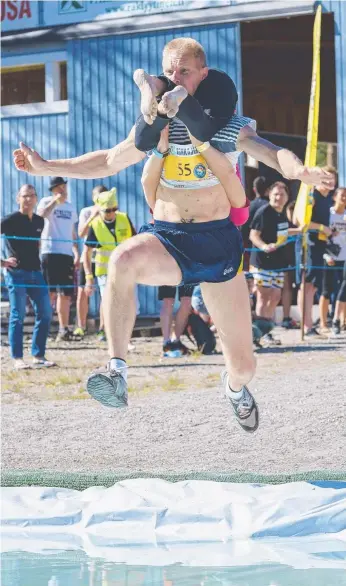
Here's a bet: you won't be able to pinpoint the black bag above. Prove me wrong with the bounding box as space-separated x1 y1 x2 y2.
185 312 216 355
325 239 341 258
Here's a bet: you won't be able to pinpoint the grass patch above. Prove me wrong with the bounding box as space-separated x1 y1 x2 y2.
10 384 25 393
161 375 187 392
48 374 83 386
206 373 220 382
333 355 346 362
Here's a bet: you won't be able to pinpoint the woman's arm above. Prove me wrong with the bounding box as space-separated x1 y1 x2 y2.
78 208 99 239
141 127 169 210
83 245 95 297
189 135 246 208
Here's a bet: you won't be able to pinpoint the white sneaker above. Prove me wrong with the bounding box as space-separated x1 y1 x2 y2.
13 359 31 370
32 357 57 368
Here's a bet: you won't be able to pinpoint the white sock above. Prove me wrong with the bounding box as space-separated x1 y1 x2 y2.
110 358 127 381
228 384 244 400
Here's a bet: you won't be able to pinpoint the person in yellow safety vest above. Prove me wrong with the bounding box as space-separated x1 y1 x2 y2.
84 188 136 299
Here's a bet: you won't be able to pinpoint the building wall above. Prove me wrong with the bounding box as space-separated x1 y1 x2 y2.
1 113 69 216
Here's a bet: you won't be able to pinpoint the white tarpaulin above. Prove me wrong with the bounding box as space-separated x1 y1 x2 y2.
1 479 346 568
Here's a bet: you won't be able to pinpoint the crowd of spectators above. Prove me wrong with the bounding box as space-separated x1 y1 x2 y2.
242 166 346 345
1 169 346 369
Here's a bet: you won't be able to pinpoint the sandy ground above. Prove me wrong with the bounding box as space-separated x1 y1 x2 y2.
1 328 346 475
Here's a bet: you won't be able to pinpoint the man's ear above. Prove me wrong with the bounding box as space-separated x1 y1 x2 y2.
201 67 209 81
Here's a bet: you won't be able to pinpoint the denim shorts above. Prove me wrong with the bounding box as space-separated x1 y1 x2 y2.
191 285 209 315
139 217 243 286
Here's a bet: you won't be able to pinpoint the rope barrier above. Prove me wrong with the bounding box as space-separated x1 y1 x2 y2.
0 264 344 289
1 233 344 291
0 231 324 247
1 234 111 246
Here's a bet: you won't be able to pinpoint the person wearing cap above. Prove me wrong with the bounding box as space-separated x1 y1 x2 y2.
73 184 108 341
37 177 79 342
83 188 136 300
1 184 55 369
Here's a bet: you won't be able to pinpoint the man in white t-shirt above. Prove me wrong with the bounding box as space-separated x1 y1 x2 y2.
73 184 107 340
37 177 79 341
319 187 346 334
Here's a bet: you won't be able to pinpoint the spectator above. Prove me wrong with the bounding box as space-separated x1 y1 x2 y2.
37 177 79 342
84 187 136 299
294 166 337 335
159 285 193 357
281 198 299 329
249 182 301 345
191 284 210 324
74 184 107 341
249 176 269 216
1 184 55 369
242 176 268 271
319 187 346 334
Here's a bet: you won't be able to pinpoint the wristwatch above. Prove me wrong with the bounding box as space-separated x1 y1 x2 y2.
147 148 170 158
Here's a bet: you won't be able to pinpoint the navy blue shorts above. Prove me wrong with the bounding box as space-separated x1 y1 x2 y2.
139 217 243 286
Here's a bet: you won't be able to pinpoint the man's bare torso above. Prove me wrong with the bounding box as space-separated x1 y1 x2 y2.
153 183 231 223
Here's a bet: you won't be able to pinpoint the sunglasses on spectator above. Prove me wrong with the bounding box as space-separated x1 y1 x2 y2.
102 207 117 213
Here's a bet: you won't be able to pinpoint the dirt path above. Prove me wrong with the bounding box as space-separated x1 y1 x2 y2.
1 329 346 475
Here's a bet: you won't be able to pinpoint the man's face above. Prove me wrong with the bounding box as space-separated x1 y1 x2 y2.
316 173 336 193
269 186 288 212
101 207 117 221
51 183 67 199
334 188 346 207
17 187 37 213
162 52 208 95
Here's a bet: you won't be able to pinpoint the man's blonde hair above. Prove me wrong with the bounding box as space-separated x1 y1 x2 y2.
163 38 207 66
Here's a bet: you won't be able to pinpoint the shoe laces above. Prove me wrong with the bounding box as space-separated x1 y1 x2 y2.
107 364 126 378
235 392 253 419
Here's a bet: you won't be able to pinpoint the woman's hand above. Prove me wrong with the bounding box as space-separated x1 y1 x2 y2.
2 257 18 268
157 126 169 153
85 279 94 297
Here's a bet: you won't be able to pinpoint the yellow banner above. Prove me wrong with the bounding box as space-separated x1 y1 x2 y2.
293 5 322 227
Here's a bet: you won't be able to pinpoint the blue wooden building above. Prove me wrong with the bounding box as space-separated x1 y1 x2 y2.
2 0 345 315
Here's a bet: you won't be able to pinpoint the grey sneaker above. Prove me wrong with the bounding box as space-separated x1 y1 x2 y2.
86 363 128 408
332 320 341 335
221 371 259 433
262 333 281 347
305 327 320 337
56 328 73 342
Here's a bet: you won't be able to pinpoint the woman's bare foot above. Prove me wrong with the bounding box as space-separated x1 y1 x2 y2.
133 69 160 125
158 85 188 118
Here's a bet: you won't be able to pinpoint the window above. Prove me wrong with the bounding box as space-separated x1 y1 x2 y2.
1 52 68 117
1 64 45 106
59 61 67 101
